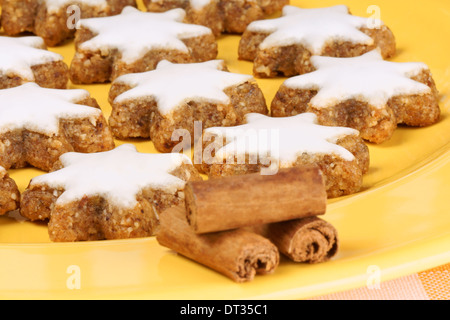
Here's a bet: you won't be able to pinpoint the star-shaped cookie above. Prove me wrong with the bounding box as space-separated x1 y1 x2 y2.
0 83 114 171
108 59 267 153
70 6 218 83
144 0 288 35
0 36 68 89
238 5 396 77
197 113 369 198
113 60 254 114
271 50 441 143
1 0 136 46
20 144 201 241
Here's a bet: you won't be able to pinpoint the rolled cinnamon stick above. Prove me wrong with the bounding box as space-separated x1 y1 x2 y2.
185 166 327 234
252 217 339 263
156 205 279 283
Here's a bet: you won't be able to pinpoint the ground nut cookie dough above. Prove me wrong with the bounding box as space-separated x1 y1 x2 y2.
0 0 137 46
69 6 218 84
238 5 396 78
0 166 20 216
20 144 202 242
108 60 268 153
0 36 69 89
271 51 441 143
0 83 115 171
144 0 224 36
144 0 288 36
196 113 369 198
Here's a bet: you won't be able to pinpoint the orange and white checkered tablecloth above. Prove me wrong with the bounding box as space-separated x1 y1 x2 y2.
312 263 450 300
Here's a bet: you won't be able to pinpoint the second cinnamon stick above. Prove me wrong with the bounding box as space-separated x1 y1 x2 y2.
156 205 279 283
250 217 339 263
185 166 327 234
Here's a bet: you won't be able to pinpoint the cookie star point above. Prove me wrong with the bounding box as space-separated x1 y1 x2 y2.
0 36 63 80
0 82 101 135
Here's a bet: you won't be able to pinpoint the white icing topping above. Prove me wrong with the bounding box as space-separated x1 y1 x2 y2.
44 0 108 14
0 83 101 135
189 0 213 10
78 6 213 64
113 60 253 115
247 5 381 54
283 50 431 109
0 166 6 180
30 144 192 208
205 113 358 167
0 36 63 80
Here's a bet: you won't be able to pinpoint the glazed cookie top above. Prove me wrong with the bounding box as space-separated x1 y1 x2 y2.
0 36 64 80
44 0 108 13
30 144 192 208
78 6 214 64
113 60 253 115
246 5 382 54
204 112 358 167
183 0 212 10
0 83 101 135
283 50 431 109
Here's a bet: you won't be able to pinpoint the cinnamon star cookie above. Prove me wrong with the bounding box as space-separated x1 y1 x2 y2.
69 6 218 84
0 83 115 171
0 36 68 89
1 0 137 46
238 5 396 77
20 144 202 241
271 50 440 143
196 112 369 198
108 59 267 153
144 0 288 36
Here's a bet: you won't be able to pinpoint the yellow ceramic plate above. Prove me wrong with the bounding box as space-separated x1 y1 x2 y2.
1 0 449 299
